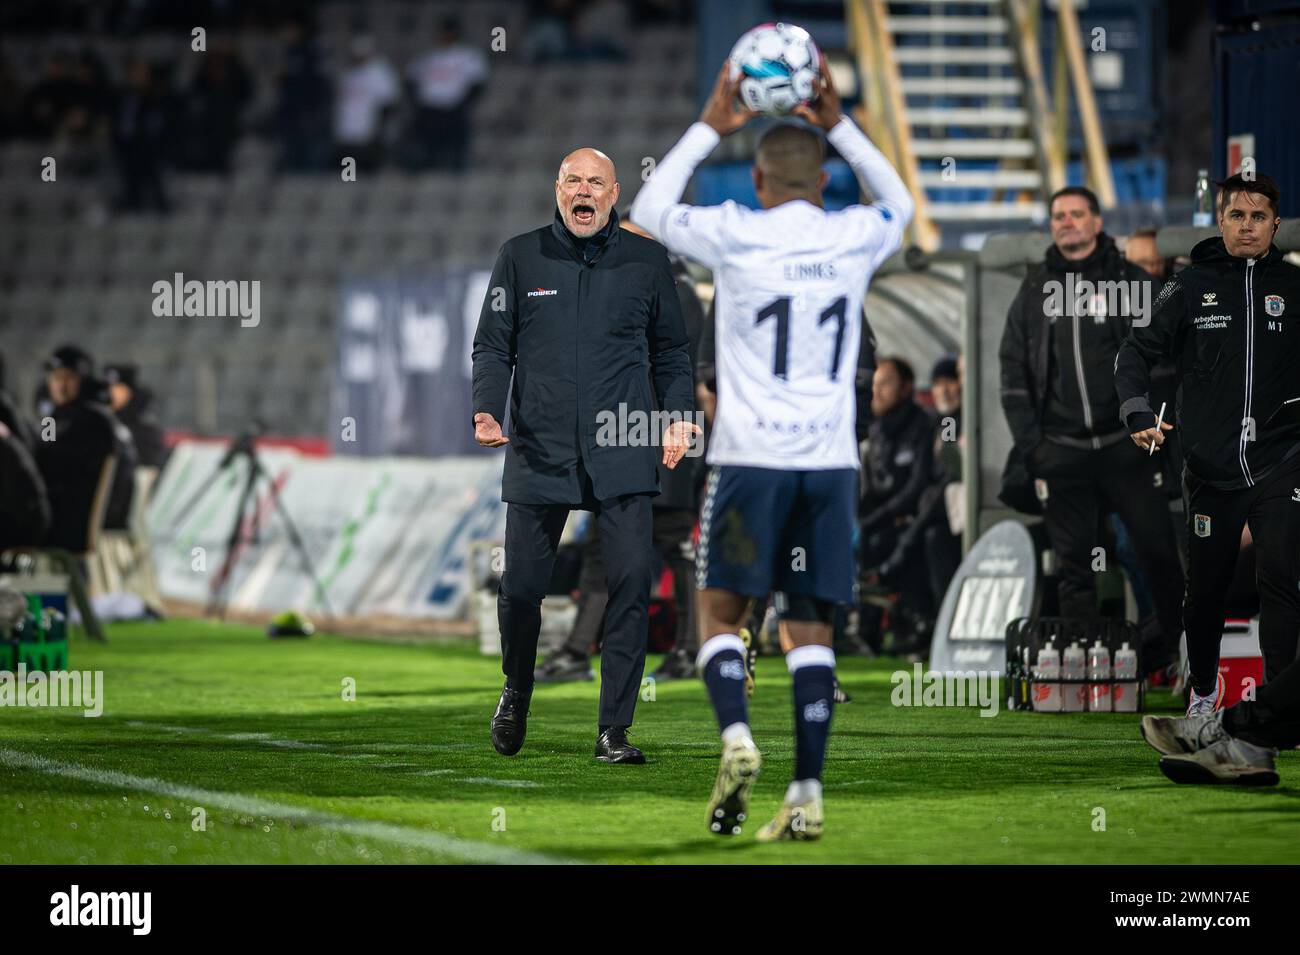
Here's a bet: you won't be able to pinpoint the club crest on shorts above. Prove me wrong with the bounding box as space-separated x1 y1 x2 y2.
1194 514 1212 538
1265 294 1285 317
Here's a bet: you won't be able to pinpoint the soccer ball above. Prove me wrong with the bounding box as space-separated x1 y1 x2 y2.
728 22 821 117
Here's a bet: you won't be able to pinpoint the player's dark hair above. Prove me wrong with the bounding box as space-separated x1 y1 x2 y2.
756 123 825 194
1048 186 1100 216
1215 172 1280 217
878 355 915 388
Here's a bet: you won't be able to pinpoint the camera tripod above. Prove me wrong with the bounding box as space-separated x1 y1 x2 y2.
169 423 333 620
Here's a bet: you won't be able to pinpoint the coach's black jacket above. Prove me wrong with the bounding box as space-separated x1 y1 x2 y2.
997 233 1151 511
472 208 694 505
1115 237 1300 491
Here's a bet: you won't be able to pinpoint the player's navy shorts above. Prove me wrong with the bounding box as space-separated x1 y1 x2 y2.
697 465 857 604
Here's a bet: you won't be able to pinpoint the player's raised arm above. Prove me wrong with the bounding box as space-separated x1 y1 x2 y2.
470 243 517 447
629 64 756 270
794 65 914 266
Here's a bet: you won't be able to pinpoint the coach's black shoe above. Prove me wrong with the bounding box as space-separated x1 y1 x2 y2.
535 649 594 684
652 647 696 681
490 683 531 756
595 726 645 764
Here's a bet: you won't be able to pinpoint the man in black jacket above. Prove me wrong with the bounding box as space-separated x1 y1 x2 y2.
859 356 935 650
1117 173 1300 720
472 146 696 763
534 235 708 683
33 345 133 552
999 187 1184 670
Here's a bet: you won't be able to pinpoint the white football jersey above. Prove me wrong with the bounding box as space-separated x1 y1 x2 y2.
632 119 909 471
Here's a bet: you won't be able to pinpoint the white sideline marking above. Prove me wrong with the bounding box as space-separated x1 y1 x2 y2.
0 748 573 866
457 777 542 789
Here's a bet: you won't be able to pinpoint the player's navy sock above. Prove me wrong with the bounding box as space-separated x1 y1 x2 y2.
788 645 836 785
697 634 750 737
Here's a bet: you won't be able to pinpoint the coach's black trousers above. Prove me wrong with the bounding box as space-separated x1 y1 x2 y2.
1033 439 1185 653
498 492 654 728
1183 452 1300 695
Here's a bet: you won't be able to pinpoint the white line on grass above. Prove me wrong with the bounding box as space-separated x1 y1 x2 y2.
0 748 575 866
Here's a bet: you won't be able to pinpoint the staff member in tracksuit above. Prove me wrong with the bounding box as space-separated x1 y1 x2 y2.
1117 172 1300 719
999 187 1184 671
472 145 696 764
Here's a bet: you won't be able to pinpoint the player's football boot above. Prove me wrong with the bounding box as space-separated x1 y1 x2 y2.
1186 684 1220 717
739 627 756 698
755 795 824 843
1140 711 1226 756
1158 737 1279 786
833 679 851 704
490 683 531 756
706 736 762 835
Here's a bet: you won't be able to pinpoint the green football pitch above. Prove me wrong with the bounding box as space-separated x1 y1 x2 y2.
2 620 1296 865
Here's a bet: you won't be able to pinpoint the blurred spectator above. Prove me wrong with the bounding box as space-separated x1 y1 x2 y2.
0 349 49 548
573 0 631 61
333 35 400 172
0 52 21 142
859 356 936 652
34 346 136 550
0 352 38 453
878 356 965 621
0 420 50 550
105 364 166 469
526 0 580 63
21 51 81 138
1124 228 1171 280
177 35 253 173
111 58 172 213
406 17 487 171
274 17 331 172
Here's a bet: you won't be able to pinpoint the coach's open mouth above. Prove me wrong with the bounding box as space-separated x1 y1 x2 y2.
572 202 596 226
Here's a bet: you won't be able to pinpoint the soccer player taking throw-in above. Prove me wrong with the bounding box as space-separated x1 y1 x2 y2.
631 64 913 841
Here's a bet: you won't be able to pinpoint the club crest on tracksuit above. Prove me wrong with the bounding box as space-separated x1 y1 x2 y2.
1194 514 1212 538
1265 294 1285 317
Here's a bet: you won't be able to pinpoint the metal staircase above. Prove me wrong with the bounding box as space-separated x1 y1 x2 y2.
848 0 1116 249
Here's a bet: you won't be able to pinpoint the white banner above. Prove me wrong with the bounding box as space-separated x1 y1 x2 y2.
148 441 505 619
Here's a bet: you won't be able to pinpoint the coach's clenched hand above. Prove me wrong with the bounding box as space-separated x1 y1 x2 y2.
474 412 509 448
662 420 702 470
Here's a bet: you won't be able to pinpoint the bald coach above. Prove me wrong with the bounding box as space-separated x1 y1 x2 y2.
471 146 698 764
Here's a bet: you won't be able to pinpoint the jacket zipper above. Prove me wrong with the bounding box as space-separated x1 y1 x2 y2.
1240 260 1256 486
1070 310 1100 449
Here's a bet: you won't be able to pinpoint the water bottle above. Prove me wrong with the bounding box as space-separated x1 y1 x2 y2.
1113 641 1139 713
1033 641 1062 712
1088 640 1112 712
1063 642 1087 712
1193 169 1213 227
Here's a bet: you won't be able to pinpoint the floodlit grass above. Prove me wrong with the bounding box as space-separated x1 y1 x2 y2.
2 620 1296 864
